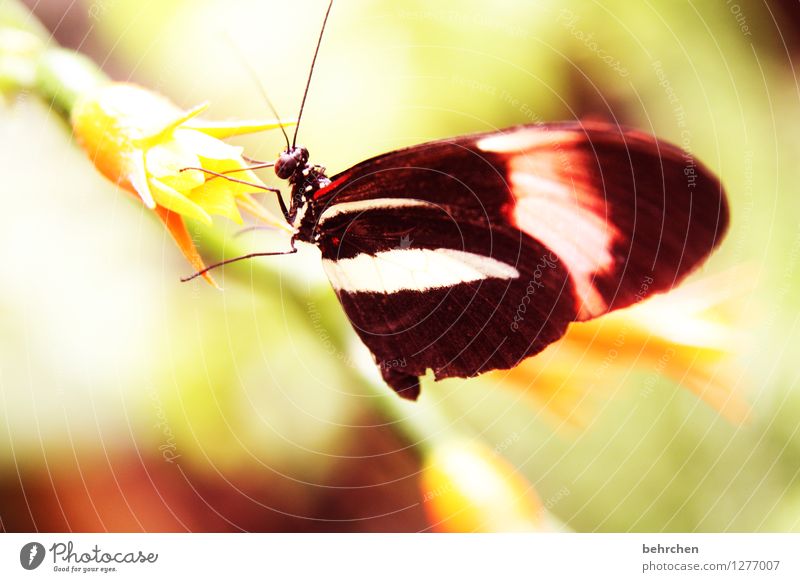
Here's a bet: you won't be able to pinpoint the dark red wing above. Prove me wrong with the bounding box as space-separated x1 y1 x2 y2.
313 122 728 398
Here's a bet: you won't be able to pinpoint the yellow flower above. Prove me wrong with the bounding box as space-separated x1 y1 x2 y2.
420 439 543 532
492 269 751 426
71 82 290 286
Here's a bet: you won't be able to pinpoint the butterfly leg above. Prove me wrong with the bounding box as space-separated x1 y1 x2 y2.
179 166 290 222
180 245 298 283
265 186 291 223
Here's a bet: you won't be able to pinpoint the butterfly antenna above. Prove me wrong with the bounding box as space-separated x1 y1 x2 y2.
292 0 333 148
225 34 291 150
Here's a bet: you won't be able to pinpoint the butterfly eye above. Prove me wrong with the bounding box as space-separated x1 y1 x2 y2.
275 152 297 179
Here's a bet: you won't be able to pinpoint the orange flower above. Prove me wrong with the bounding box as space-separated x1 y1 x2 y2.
493 269 751 426
71 82 291 286
420 439 543 532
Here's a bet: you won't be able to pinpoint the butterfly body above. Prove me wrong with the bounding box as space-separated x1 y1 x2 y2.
270 122 729 399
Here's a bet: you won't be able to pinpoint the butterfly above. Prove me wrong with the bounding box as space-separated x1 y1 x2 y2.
188 2 729 400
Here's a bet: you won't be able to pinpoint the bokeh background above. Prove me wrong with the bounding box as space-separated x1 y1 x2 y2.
1 0 800 532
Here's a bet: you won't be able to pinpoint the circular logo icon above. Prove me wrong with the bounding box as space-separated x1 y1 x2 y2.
19 542 46 570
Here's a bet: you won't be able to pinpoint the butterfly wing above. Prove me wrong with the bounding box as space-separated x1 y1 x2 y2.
312 122 728 398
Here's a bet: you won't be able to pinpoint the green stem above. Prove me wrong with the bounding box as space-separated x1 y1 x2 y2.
189 220 460 455
1 1 108 116
35 48 108 116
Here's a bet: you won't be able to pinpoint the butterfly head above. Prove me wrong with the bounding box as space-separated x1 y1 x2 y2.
275 146 310 181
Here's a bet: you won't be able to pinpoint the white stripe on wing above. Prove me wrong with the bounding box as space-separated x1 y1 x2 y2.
317 198 437 225
322 248 519 293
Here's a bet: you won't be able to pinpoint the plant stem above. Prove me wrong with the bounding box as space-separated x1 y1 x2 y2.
1 1 108 117
189 220 459 455
35 48 108 116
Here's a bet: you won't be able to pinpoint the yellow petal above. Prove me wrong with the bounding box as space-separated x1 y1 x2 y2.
202 156 260 179
201 157 266 197
191 180 244 223
157 170 206 194
494 267 753 427
174 128 243 161
137 102 210 145
127 150 156 209
145 138 202 181
184 118 297 139
421 440 543 532
236 194 294 234
500 364 600 428
149 177 212 225
72 90 139 186
78 83 184 139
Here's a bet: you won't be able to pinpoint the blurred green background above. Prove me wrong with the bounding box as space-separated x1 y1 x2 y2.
1 0 800 532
